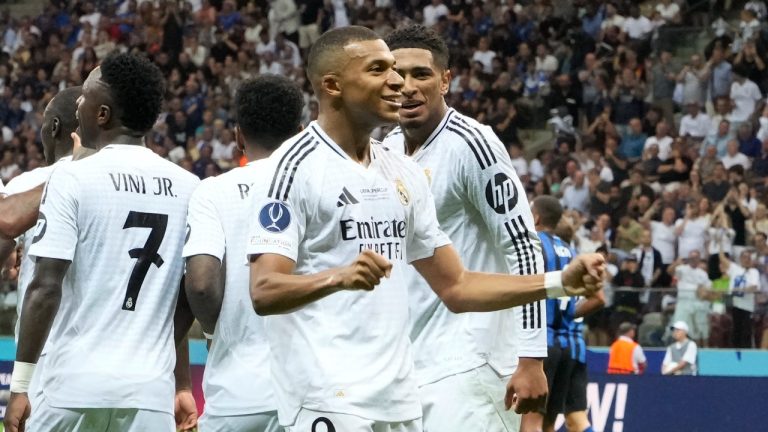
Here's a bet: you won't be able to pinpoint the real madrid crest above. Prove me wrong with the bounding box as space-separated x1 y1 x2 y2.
395 179 410 206
424 168 432 186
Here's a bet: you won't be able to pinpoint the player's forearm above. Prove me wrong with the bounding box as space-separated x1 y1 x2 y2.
16 280 62 363
441 271 548 313
174 277 195 348
575 291 605 318
0 185 43 239
250 267 342 315
174 335 192 391
185 257 224 334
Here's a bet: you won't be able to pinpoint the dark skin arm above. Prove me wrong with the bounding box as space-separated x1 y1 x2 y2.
0 185 44 239
173 277 198 432
0 238 15 267
575 290 606 318
184 255 224 334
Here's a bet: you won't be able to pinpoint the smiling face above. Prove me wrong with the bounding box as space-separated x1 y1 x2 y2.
337 39 404 127
392 47 449 134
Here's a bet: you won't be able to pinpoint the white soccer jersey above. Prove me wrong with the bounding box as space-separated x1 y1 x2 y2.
5 156 72 343
383 108 546 385
27 145 199 414
182 161 275 416
246 123 451 425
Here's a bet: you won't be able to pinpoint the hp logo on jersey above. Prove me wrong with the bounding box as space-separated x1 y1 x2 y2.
485 173 518 214
258 201 292 233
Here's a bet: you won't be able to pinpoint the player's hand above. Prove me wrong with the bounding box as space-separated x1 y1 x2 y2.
562 253 605 296
174 389 198 431
505 358 548 414
4 392 31 432
332 250 392 291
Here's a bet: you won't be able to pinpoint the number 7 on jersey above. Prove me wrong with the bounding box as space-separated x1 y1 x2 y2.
122 211 168 311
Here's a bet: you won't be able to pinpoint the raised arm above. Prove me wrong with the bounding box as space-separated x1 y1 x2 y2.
412 245 604 313
0 184 44 239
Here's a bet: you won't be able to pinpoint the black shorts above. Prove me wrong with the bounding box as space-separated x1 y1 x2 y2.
564 360 588 413
541 345 574 417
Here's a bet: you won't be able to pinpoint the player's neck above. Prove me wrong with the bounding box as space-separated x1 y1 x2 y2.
96 129 146 151
317 114 372 165
244 145 273 162
402 103 448 156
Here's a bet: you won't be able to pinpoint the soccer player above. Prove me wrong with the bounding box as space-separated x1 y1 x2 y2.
247 26 604 431
0 86 81 408
381 24 546 431
4 52 199 432
523 196 604 432
183 75 304 431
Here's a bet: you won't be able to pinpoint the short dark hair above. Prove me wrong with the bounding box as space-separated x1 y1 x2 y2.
235 75 304 151
48 86 82 137
307 26 380 80
385 24 449 70
532 195 563 229
100 52 165 133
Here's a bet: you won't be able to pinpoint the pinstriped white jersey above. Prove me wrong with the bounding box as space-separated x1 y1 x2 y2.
27 145 199 413
383 108 546 385
246 122 451 424
182 161 275 416
4 156 72 345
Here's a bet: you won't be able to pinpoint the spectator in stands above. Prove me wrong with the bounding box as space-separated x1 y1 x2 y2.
676 200 710 258
561 170 590 215
615 214 644 253
679 102 710 143
754 139 768 179
662 321 698 375
721 250 761 348
607 322 647 374
632 228 664 307
736 123 762 158
644 120 673 161
668 251 711 347
677 54 707 107
620 118 648 162
729 66 762 127
704 119 733 158
722 140 751 170
704 46 732 104
702 163 730 203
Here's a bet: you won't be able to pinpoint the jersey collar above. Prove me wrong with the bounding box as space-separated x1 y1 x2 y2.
410 107 455 159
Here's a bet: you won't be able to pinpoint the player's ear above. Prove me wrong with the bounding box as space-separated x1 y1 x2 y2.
321 74 341 97
440 69 451 96
97 104 111 127
51 117 61 139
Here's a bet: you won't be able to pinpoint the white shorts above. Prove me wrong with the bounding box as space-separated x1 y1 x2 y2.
285 409 421 432
27 394 174 432
199 411 282 432
420 365 520 432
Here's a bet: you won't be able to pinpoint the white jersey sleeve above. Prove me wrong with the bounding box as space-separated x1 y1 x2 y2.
183 178 225 260
455 121 546 358
28 168 79 261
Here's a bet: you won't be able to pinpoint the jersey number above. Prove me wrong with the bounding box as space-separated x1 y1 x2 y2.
311 417 336 432
122 211 168 311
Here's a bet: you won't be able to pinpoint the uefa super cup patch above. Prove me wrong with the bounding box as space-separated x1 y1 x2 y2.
258 201 292 233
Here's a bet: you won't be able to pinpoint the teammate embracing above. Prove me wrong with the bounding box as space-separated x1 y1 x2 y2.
382 24 547 432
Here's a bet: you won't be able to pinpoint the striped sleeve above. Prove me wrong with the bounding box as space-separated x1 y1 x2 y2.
456 121 546 357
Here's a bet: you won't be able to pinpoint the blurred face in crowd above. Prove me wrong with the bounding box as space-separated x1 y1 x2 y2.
740 251 752 268
640 229 652 247
629 118 643 134
662 207 676 224
690 54 702 68
726 140 739 156
688 250 701 267
715 98 730 115
655 121 669 137
673 328 687 342
698 197 711 214
393 47 450 135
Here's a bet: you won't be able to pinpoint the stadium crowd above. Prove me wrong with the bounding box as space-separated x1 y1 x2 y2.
1 0 768 349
